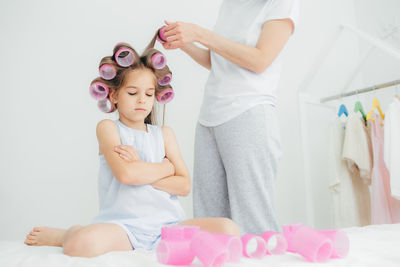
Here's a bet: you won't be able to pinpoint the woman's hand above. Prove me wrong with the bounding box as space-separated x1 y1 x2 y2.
114 145 141 162
162 20 200 50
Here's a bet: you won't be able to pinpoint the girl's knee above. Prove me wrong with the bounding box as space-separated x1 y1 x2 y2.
63 229 99 257
220 218 240 236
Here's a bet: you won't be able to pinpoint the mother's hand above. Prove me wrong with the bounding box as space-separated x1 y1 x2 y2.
162 20 200 50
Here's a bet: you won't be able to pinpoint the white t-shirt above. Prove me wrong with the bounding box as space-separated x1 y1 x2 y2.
199 0 300 127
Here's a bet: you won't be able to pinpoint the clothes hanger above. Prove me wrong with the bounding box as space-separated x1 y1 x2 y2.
372 97 385 120
338 104 349 117
353 90 366 121
366 86 384 126
337 94 348 117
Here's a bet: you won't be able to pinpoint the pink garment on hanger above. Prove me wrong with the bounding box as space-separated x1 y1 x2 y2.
370 114 400 224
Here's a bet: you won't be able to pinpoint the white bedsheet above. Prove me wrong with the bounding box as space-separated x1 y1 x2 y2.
1 224 399 267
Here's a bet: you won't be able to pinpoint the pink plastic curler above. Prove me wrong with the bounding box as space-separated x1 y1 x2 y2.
260 231 288 255
115 47 135 67
282 223 303 253
318 230 349 258
97 98 114 113
190 231 229 267
157 88 174 104
158 73 172 86
157 26 167 43
288 226 333 262
212 234 242 263
151 53 167 69
99 64 117 80
89 81 109 100
157 225 200 266
241 234 267 259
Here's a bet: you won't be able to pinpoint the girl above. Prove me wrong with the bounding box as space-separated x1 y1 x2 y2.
23 40 240 257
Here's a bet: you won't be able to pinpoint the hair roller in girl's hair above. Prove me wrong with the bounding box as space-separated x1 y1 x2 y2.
152 52 167 69
113 43 137 67
99 57 117 80
143 48 167 70
158 73 172 86
89 80 109 101
97 98 115 113
157 86 174 104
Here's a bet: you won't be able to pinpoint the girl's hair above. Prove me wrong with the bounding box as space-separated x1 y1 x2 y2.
90 33 173 125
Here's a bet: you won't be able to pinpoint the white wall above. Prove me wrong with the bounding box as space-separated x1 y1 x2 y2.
1 0 399 240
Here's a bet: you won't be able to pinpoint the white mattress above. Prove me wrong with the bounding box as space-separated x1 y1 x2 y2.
1 224 399 267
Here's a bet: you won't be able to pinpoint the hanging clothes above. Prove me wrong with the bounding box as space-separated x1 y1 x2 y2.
341 113 372 226
370 113 400 224
384 97 400 201
328 114 371 228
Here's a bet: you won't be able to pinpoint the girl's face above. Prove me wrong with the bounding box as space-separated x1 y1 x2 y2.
111 68 156 123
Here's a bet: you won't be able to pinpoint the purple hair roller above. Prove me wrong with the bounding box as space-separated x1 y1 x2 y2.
157 87 174 104
89 81 109 100
158 73 172 86
99 64 117 80
97 98 115 113
152 53 167 69
115 47 135 67
157 26 167 43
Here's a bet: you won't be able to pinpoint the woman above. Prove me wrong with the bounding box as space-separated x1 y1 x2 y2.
162 0 299 234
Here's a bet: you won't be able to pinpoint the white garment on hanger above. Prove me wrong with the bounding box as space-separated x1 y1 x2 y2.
341 113 371 226
328 115 371 228
384 97 400 200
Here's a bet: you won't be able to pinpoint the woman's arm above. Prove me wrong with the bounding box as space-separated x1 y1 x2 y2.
180 43 211 70
96 119 175 185
150 126 191 197
163 19 294 74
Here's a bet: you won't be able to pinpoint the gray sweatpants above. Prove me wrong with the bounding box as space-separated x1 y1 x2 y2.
193 104 282 234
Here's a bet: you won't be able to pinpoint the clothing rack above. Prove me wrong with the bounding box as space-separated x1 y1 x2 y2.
320 79 400 103
297 23 400 228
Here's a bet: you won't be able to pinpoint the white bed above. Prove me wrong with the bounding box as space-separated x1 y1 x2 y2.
1 224 399 267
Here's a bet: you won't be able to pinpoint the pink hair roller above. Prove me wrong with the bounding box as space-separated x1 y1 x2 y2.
318 230 349 258
152 53 167 69
287 226 333 262
241 234 267 259
282 223 303 253
115 47 135 67
260 231 288 255
157 88 174 104
89 81 109 100
158 73 172 86
212 234 242 263
99 64 117 80
157 26 167 43
97 98 114 113
157 225 200 266
190 231 229 267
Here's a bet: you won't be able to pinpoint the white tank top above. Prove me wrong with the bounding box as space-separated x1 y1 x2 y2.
92 120 186 236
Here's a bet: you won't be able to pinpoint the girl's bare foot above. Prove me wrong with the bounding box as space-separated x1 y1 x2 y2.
24 227 66 247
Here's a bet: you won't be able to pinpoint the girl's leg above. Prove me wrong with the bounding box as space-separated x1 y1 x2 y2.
62 223 132 257
193 122 231 218
24 226 69 246
179 217 240 236
25 223 132 257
